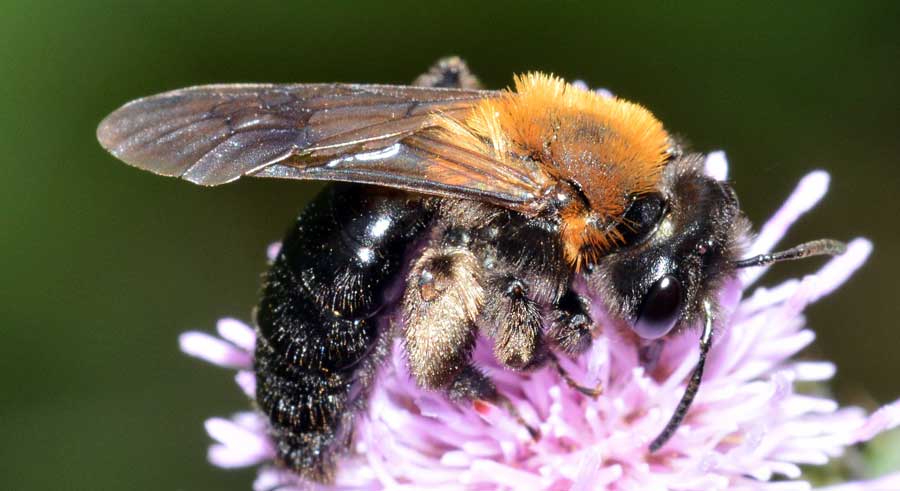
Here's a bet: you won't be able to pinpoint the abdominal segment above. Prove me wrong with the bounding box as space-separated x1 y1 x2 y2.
254 183 430 482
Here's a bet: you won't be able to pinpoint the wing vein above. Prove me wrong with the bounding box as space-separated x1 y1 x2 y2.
98 82 548 211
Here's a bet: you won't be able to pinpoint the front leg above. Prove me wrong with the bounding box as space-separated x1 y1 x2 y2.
480 276 602 397
548 289 595 355
546 289 603 397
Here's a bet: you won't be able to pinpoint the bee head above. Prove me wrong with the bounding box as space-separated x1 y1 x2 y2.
585 154 846 452
586 155 748 338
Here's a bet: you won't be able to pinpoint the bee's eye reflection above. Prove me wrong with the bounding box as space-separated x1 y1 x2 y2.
634 274 682 339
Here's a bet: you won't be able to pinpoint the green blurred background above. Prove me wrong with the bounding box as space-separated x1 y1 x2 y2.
2 1 898 489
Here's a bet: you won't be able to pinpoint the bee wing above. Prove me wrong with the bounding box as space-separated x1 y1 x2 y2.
98 83 549 210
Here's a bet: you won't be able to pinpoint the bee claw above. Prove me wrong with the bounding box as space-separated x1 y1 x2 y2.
548 350 603 399
569 382 604 398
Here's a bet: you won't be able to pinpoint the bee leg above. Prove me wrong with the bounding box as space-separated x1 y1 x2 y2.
547 290 603 397
480 275 546 370
402 245 483 389
413 56 482 89
545 349 603 398
548 289 595 355
448 363 540 439
481 275 601 398
447 364 497 401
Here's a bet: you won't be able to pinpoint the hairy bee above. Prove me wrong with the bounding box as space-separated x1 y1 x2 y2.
97 58 845 482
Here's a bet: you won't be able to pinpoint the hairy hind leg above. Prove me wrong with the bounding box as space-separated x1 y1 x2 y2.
403 242 483 389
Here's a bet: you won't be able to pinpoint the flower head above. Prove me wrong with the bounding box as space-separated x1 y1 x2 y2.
180 152 899 490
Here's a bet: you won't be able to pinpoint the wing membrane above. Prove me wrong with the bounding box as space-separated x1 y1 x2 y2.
250 132 549 208
98 83 552 210
98 84 478 181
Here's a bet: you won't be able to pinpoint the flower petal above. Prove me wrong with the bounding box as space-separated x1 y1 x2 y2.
179 331 252 369
266 242 282 262
804 238 872 304
814 471 900 491
704 150 729 181
851 398 900 444
204 416 272 468
216 317 256 351
235 370 256 398
742 170 830 286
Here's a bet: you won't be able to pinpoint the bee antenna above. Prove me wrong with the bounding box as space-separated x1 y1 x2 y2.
733 239 846 269
649 300 714 452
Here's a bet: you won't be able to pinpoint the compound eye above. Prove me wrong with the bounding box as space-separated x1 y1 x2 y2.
618 193 665 245
634 275 682 339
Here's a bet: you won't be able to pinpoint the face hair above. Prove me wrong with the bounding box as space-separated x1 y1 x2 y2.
649 300 714 452
650 238 847 452
734 239 846 269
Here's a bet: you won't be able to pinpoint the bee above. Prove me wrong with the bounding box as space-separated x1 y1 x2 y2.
97 57 846 482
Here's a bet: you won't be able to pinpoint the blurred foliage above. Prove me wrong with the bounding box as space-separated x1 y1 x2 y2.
802 428 900 486
1 1 898 489
866 428 900 478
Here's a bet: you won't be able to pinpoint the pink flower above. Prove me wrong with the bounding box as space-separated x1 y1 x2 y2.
180 152 900 490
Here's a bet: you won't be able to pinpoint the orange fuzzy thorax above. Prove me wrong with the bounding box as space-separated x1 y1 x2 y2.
461 73 671 266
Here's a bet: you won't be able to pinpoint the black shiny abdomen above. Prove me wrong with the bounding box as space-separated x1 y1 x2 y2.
254 183 430 480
